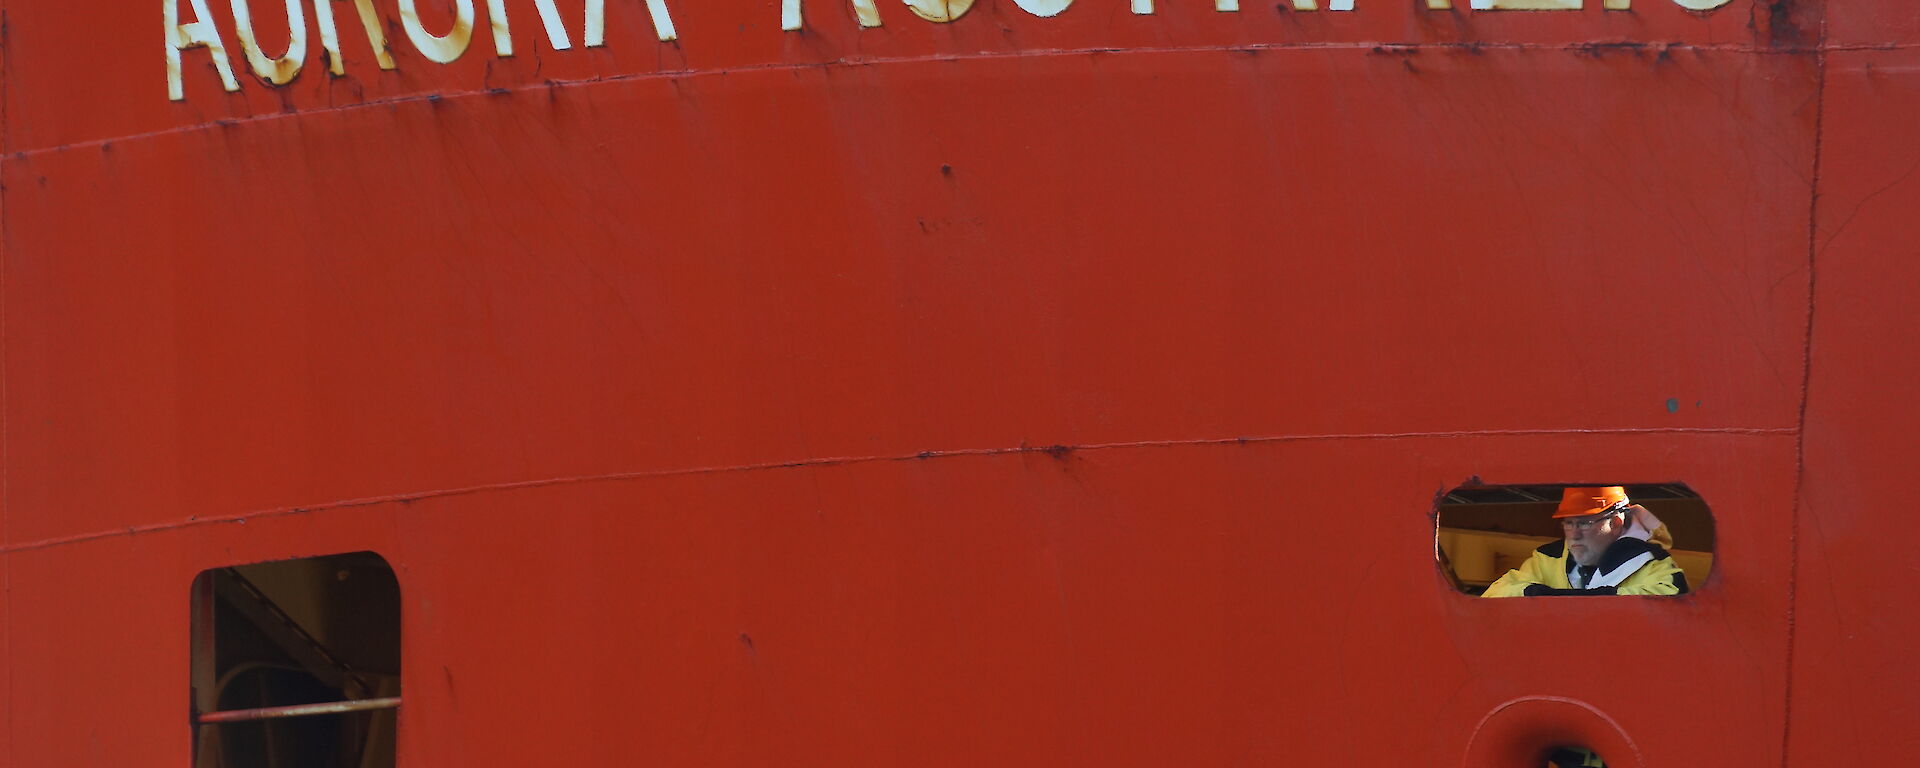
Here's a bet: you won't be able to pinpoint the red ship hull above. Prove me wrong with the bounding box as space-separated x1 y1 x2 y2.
2 0 1914 763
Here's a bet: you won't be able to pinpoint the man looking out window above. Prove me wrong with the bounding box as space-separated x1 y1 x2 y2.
1481 486 1690 597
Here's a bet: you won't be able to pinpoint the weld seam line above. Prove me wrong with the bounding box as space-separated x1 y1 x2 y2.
0 425 1795 556
1778 13 1830 767
4 39 1820 161
2 0 13 755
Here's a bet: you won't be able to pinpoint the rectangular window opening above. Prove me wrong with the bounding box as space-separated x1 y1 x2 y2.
1438 484 1714 597
190 551 402 768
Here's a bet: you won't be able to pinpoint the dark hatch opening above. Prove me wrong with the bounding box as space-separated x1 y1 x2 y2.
190 551 401 768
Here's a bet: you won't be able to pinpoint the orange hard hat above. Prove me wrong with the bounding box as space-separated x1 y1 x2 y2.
1554 486 1631 519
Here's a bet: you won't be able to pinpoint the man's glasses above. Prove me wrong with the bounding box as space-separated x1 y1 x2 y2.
1559 504 1630 533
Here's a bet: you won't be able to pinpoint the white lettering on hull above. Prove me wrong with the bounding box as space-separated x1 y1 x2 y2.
398 0 476 64
165 0 240 100
231 0 308 84
167 0 1741 100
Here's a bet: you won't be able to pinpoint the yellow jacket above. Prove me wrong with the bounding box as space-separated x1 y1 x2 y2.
1482 527 1690 597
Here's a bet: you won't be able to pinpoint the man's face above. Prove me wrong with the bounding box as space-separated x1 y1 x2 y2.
1561 511 1628 567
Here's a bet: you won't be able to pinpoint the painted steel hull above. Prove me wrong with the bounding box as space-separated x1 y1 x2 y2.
2 0 1914 763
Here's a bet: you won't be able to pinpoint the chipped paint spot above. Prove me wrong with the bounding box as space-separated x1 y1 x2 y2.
1666 398 1680 413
